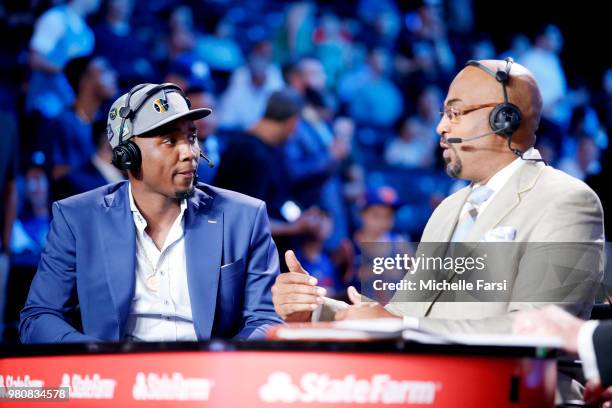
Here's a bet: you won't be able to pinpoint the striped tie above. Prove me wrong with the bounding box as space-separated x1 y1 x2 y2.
450 185 494 242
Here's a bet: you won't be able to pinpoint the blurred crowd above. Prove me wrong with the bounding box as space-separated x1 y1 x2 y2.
0 0 610 342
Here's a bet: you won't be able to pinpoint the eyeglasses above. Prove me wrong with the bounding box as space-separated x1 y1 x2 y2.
439 103 499 123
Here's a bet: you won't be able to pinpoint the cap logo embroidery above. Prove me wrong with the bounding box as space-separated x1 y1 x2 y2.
153 98 169 113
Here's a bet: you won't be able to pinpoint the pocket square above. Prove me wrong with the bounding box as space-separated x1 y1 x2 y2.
480 226 517 242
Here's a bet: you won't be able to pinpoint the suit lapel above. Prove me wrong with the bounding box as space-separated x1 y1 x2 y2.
417 187 469 317
464 162 545 242
423 161 545 316
424 187 471 242
98 182 136 340
184 188 222 340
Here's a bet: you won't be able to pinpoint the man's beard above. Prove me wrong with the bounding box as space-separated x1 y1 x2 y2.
174 186 195 200
174 171 199 200
445 157 462 178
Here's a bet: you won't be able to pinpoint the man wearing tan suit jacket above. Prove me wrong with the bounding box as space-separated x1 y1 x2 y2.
272 58 605 404
272 58 604 334
383 149 604 335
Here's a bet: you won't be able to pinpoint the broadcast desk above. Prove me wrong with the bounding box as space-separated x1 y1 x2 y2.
0 340 556 407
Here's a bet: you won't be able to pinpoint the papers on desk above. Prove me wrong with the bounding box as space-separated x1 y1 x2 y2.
423 332 563 348
268 318 562 348
267 318 404 341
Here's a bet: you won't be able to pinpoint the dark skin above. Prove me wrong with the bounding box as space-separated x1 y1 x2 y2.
130 118 199 250
273 59 545 322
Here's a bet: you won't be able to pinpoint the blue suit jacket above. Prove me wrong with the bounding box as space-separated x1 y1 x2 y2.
20 181 282 343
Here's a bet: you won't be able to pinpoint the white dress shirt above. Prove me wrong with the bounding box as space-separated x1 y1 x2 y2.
125 184 198 341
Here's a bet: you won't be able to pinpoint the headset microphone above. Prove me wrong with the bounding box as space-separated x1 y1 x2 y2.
199 150 215 168
446 123 511 144
192 150 214 187
445 123 545 163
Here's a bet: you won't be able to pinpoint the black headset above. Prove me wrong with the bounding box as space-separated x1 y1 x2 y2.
465 58 522 139
464 57 546 163
111 83 192 171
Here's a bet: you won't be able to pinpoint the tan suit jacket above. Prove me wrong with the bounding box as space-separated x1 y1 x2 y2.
317 157 604 402
384 159 604 334
318 158 604 335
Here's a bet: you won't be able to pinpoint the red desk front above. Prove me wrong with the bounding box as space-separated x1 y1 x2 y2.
0 340 556 407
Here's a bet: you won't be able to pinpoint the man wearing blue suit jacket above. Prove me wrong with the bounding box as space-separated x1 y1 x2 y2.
20 83 287 343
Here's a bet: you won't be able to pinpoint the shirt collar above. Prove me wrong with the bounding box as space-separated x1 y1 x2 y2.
473 147 538 194
128 183 187 231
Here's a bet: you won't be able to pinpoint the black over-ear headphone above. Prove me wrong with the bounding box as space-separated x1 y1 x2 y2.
111 83 192 171
464 57 522 139
464 58 544 162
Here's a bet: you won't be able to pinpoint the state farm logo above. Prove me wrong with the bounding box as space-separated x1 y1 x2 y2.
258 372 440 404
0 375 44 388
132 372 214 401
60 373 116 399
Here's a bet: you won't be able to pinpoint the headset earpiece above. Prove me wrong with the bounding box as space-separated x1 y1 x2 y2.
111 140 142 171
463 58 544 163
465 57 522 138
489 102 522 138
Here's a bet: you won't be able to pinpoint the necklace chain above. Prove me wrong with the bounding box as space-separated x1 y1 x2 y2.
136 237 161 292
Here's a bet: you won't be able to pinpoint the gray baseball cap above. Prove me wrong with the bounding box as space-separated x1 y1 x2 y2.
106 83 212 149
